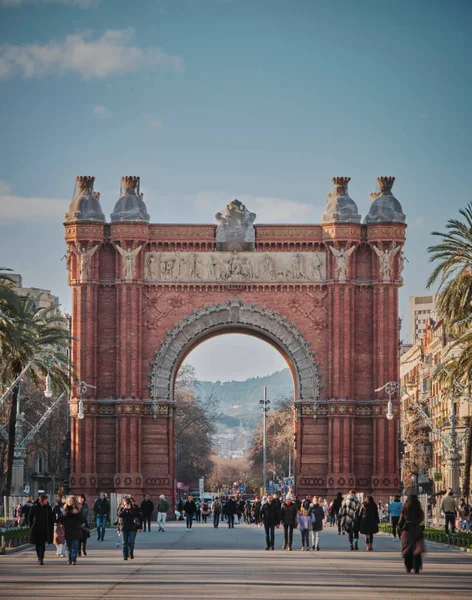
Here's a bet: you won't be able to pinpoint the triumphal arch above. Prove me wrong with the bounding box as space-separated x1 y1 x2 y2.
65 175 406 501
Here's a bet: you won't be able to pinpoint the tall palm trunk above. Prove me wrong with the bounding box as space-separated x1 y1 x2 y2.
4 376 20 497
463 417 472 502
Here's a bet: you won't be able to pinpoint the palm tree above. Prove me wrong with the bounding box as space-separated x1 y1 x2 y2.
427 203 472 500
1 291 71 496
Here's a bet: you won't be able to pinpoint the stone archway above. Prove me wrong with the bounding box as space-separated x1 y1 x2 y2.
150 300 322 419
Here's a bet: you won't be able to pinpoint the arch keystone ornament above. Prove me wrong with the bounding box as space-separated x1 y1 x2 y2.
65 175 406 503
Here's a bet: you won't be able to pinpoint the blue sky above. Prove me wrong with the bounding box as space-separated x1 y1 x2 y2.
0 0 471 380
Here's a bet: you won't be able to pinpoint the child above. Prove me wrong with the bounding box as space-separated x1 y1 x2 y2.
297 509 311 551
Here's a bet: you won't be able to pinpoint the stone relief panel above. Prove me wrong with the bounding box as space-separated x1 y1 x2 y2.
144 251 327 283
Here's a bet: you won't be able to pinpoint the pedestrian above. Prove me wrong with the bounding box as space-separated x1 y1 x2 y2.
359 495 380 551
298 508 311 551
52 495 65 557
93 492 110 541
21 496 34 526
245 499 252 524
237 497 245 524
140 494 154 532
302 495 311 511
440 490 458 535
201 499 210 523
62 495 87 566
28 494 54 565
253 496 262 527
458 498 471 531
398 494 425 574
184 495 197 530
339 490 361 551
78 494 90 556
117 496 140 560
157 494 169 531
211 497 222 528
330 492 344 533
280 493 298 550
390 495 403 540
261 494 280 550
225 496 238 528
310 496 324 551
322 498 329 523
195 499 202 523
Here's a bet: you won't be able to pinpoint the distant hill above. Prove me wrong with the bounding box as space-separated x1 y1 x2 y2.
196 368 294 429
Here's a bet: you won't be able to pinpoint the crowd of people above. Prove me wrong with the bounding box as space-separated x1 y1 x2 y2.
16 487 470 574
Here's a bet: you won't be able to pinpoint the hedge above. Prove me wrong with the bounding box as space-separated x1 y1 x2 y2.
379 522 472 550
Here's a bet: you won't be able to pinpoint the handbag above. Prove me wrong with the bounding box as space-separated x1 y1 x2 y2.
81 523 91 539
55 523 65 545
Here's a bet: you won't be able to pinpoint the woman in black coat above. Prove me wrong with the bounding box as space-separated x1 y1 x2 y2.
358 496 380 551
28 494 54 565
117 497 140 560
398 494 425 574
61 496 86 565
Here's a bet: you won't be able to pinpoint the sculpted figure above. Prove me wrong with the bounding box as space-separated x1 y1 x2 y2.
114 244 143 280
71 243 100 281
230 251 243 276
207 254 221 279
311 254 323 282
263 254 276 280
163 256 175 279
241 257 253 280
221 257 232 280
189 253 202 279
172 254 185 279
146 254 159 279
372 243 401 281
329 245 356 280
292 253 306 279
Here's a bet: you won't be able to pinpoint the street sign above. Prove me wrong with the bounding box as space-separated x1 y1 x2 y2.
239 485 245 492
434 472 443 482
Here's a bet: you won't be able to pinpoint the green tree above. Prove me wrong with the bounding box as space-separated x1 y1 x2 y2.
0 289 70 496
427 204 472 497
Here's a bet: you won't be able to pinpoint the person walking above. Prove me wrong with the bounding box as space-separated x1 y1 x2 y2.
157 494 169 531
93 492 110 542
28 494 54 565
52 495 65 557
390 495 403 540
298 508 311 551
62 495 86 565
310 496 324 551
440 490 458 536
184 495 197 530
211 497 222 528
339 490 361 551
261 494 280 550
77 494 90 556
21 496 34 526
140 495 154 532
201 499 210 523
398 494 425 574
359 496 380 551
253 496 262 527
280 494 298 550
225 496 238 529
195 499 202 523
117 496 140 560
330 492 344 534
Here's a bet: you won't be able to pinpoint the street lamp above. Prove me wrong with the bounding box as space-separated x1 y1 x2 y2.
259 386 270 494
375 381 399 421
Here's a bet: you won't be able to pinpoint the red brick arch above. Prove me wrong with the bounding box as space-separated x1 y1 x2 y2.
66 217 405 502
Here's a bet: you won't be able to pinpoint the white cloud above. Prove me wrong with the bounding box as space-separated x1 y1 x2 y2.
0 179 65 222
1 0 99 7
93 104 111 118
0 28 183 80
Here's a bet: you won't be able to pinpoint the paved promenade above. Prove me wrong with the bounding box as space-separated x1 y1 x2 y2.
1 521 471 599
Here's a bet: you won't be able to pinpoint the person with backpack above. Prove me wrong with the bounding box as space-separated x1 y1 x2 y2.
157 494 169 531
201 499 210 523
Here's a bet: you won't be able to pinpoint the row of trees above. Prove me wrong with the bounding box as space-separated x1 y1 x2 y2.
0 268 70 496
427 204 472 496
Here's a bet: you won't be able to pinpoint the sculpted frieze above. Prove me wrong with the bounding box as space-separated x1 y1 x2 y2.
144 251 327 283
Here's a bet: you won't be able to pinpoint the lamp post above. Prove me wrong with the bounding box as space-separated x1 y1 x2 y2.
63 313 72 494
259 386 270 494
